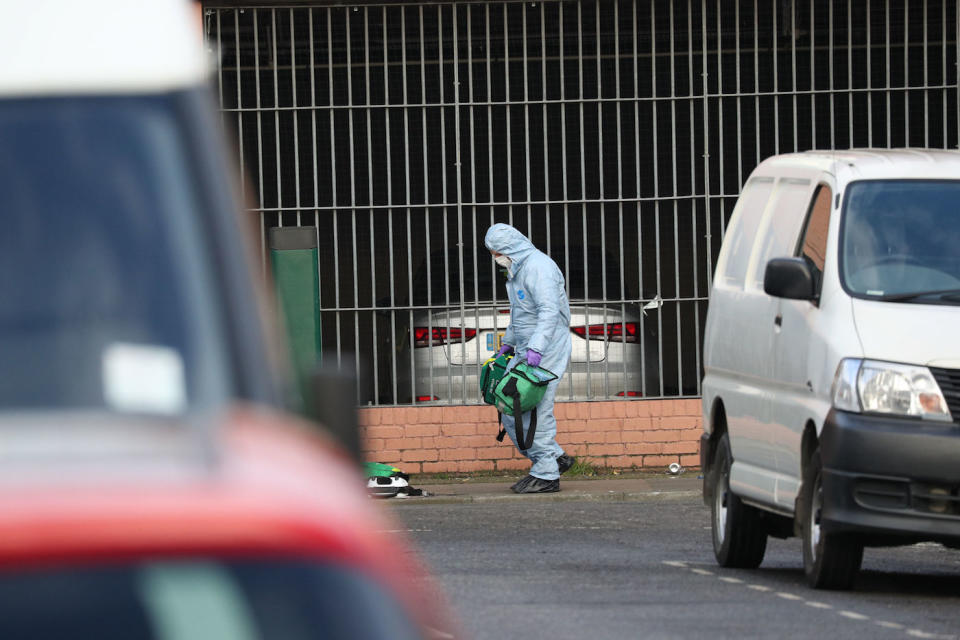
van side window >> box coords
[750,178,812,288]
[797,185,833,285]
[722,177,775,287]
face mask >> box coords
[494,255,512,269]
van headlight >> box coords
[831,358,952,422]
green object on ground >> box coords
[492,362,557,416]
[363,462,403,478]
[268,227,321,391]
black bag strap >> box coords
[494,373,541,449]
[502,377,537,451]
[515,395,538,451]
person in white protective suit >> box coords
[485,223,576,493]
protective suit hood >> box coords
[484,223,537,267]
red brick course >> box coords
[358,399,703,474]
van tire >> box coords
[800,449,863,589]
[709,434,767,568]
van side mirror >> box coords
[763,257,817,301]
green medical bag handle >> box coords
[500,376,538,451]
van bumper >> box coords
[819,409,960,544]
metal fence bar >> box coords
[923,0,928,148]
[810,0,816,149]
[244,193,761,212]
[596,1,610,395]
[382,6,398,405]
[735,0,744,177]
[715,1,726,240]
[468,5,484,399]
[752,0,760,174]
[829,0,835,149]
[288,10,301,226]
[523,2,532,238]
[701,0,711,299]
[651,1,664,398]
[637,1,649,398]
[434,5,453,403]
[363,7,380,401]
[848,0,854,148]
[689,0,702,397]
[560,1,573,400]
[577,1,591,399]
[214,11,223,110]
[349,9,362,391]
[504,3,514,228]
[540,2,550,256]
[253,10,267,276]
[950,0,954,148]
[486,1,501,348]
[867,0,873,146]
[233,11,246,197]
[772,1,780,157]
[670,1,683,397]
[791,0,797,152]
[615,0,627,393]
[401,7,418,400]
[216,84,959,112]
[885,0,891,146]
[271,9,282,223]
[326,8,342,368]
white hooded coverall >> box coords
[484,223,572,480]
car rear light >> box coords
[617,391,644,397]
[415,395,439,402]
[413,327,477,348]
[571,322,638,343]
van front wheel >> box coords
[709,434,767,568]
[801,450,863,589]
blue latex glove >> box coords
[496,344,513,357]
[525,349,542,367]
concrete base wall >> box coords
[358,398,702,474]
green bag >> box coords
[479,354,513,405]
[492,362,557,416]
[491,362,558,451]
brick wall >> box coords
[358,398,702,474]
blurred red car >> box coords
[0,1,456,638]
[0,409,451,639]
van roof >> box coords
[0,0,208,98]
[756,148,960,183]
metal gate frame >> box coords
[203,0,960,405]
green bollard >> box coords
[268,227,321,394]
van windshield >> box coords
[0,96,231,414]
[841,180,960,302]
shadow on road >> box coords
[856,569,960,597]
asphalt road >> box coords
[389,493,960,640]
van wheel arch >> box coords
[794,421,820,536]
[702,399,727,503]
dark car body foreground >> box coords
[0,1,457,636]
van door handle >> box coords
[774,314,782,328]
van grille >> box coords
[929,367,960,423]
